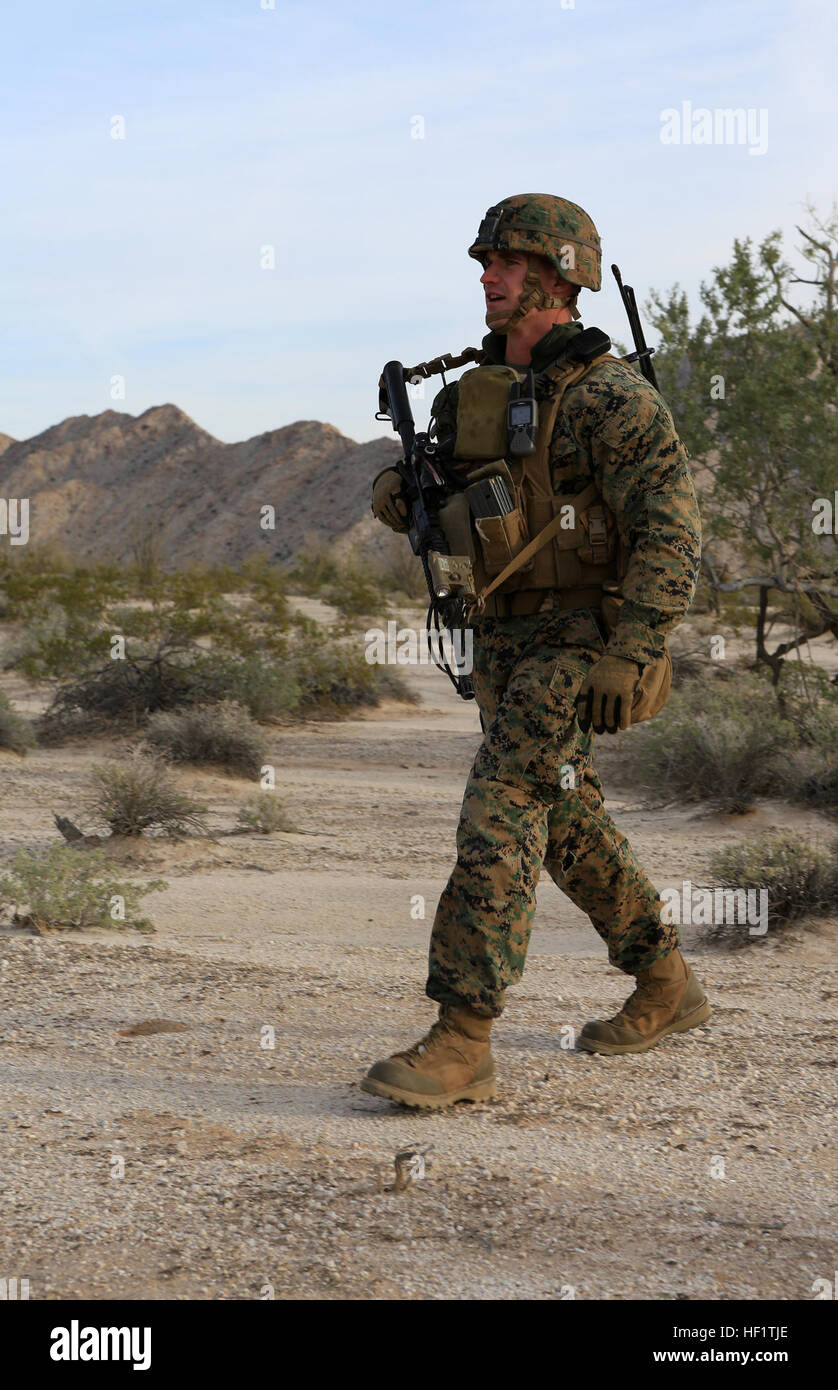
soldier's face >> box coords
[480,249,528,316]
[480,250,571,315]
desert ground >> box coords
[1,602,836,1302]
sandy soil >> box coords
[0,605,836,1301]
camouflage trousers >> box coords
[426,609,679,1019]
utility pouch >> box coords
[461,458,532,581]
[600,590,673,724]
[453,365,523,461]
[473,506,530,579]
[451,365,546,586]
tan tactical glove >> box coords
[576,654,645,735]
[371,468,409,533]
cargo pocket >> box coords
[477,645,592,791]
[548,646,597,707]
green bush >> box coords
[37,633,414,735]
[374,537,428,601]
[89,754,209,837]
[709,832,838,940]
[324,560,383,619]
[196,651,301,721]
[288,540,340,595]
[130,518,167,590]
[0,690,36,755]
[774,661,838,750]
[105,605,165,641]
[289,542,386,618]
[37,645,213,737]
[145,701,267,778]
[369,666,420,704]
[799,761,838,816]
[122,562,247,608]
[625,662,838,817]
[9,603,113,681]
[291,637,380,711]
[624,672,796,812]
[6,568,281,688]
[15,557,417,737]
[781,666,838,816]
[0,844,166,933]
[237,556,290,623]
[235,791,297,833]
[0,561,126,621]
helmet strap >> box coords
[485,256,576,334]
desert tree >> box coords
[647,204,838,688]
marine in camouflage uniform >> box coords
[362,195,710,1110]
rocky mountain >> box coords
[0,405,401,568]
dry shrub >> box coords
[144,701,267,778]
[709,832,838,942]
[89,754,209,837]
[235,792,297,833]
[0,690,36,755]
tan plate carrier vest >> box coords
[441,351,626,620]
[434,349,673,721]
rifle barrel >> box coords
[611,263,659,391]
[382,360,415,456]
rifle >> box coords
[379,361,475,700]
[611,264,659,391]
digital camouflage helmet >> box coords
[468,194,602,332]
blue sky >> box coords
[1,0,835,445]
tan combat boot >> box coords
[578,948,711,1055]
[360,1002,496,1109]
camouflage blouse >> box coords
[429,322,701,666]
